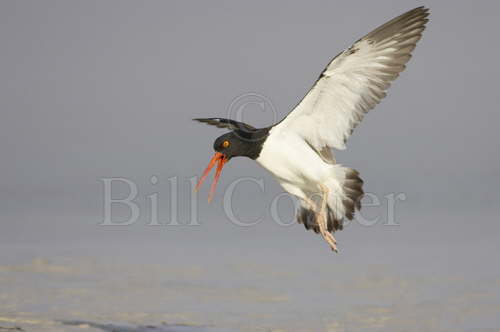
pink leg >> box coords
[303,186,338,253]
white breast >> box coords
[256,128,330,193]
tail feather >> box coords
[296,166,363,234]
[297,205,343,233]
[343,168,364,218]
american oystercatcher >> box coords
[194,7,429,252]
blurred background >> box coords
[0,1,499,331]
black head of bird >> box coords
[194,118,269,202]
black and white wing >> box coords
[193,118,256,132]
[274,7,429,151]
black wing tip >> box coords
[192,117,257,132]
[193,118,222,125]
[408,6,430,19]
[408,6,429,13]
[398,6,430,23]
[389,6,430,25]
[193,117,213,122]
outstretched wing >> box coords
[193,118,256,132]
[274,7,429,151]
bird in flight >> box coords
[194,7,429,252]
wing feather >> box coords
[275,7,429,151]
[193,118,256,131]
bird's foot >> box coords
[321,230,338,252]
[316,211,338,253]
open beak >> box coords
[195,152,229,202]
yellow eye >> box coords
[222,140,230,148]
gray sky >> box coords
[0,0,499,236]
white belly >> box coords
[256,130,330,193]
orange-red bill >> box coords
[195,152,228,202]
